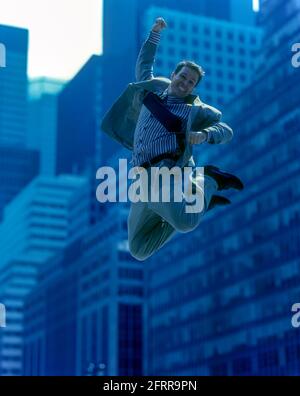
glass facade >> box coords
[28,78,65,176]
[143,7,262,110]
[23,203,144,376]
[145,0,300,376]
[0,25,28,146]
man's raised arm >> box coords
[135,17,167,82]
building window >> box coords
[168,61,175,69]
[204,27,211,35]
[192,25,199,33]
[192,52,199,60]
[217,83,224,92]
[168,47,175,56]
[239,34,245,43]
[229,85,235,94]
[192,38,199,46]
[204,41,211,49]
[216,43,222,51]
[180,22,187,31]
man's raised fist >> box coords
[151,17,167,33]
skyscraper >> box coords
[0,25,40,220]
[101,0,257,135]
[56,55,103,176]
[0,25,28,146]
[103,0,255,59]
[0,146,39,221]
[0,174,89,267]
[23,204,144,376]
[142,6,262,110]
[144,0,300,376]
[0,257,40,376]
[28,78,65,176]
[0,174,90,375]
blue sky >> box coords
[0,0,102,80]
[0,0,258,81]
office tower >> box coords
[28,78,65,176]
[56,54,120,225]
[0,174,89,375]
[0,257,40,376]
[101,0,258,137]
[0,174,89,267]
[144,0,300,375]
[0,25,40,220]
[56,55,104,175]
[0,146,39,221]
[143,7,262,109]
[103,0,255,59]
[23,204,144,375]
[0,25,28,146]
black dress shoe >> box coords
[208,195,231,211]
[204,165,244,191]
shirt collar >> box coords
[159,88,198,104]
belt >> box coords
[139,152,181,169]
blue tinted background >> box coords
[0,0,300,376]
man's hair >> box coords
[174,61,205,85]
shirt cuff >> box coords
[206,131,213,143]
[148,30,161,45]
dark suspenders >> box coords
[142,92,186,153]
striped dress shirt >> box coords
[132,31,192,167]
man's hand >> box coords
[151,17,167,33]
[188,131,208,145]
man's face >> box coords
[168,66,199,98]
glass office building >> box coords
[144,0,300,376]
[23,203,144,376]
[0,25,28,147]
[28,78,65,176]
[143,7,262,109]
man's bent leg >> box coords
[148,164,218,233]
[128,201,176,261]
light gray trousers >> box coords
[128,159,217,261]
